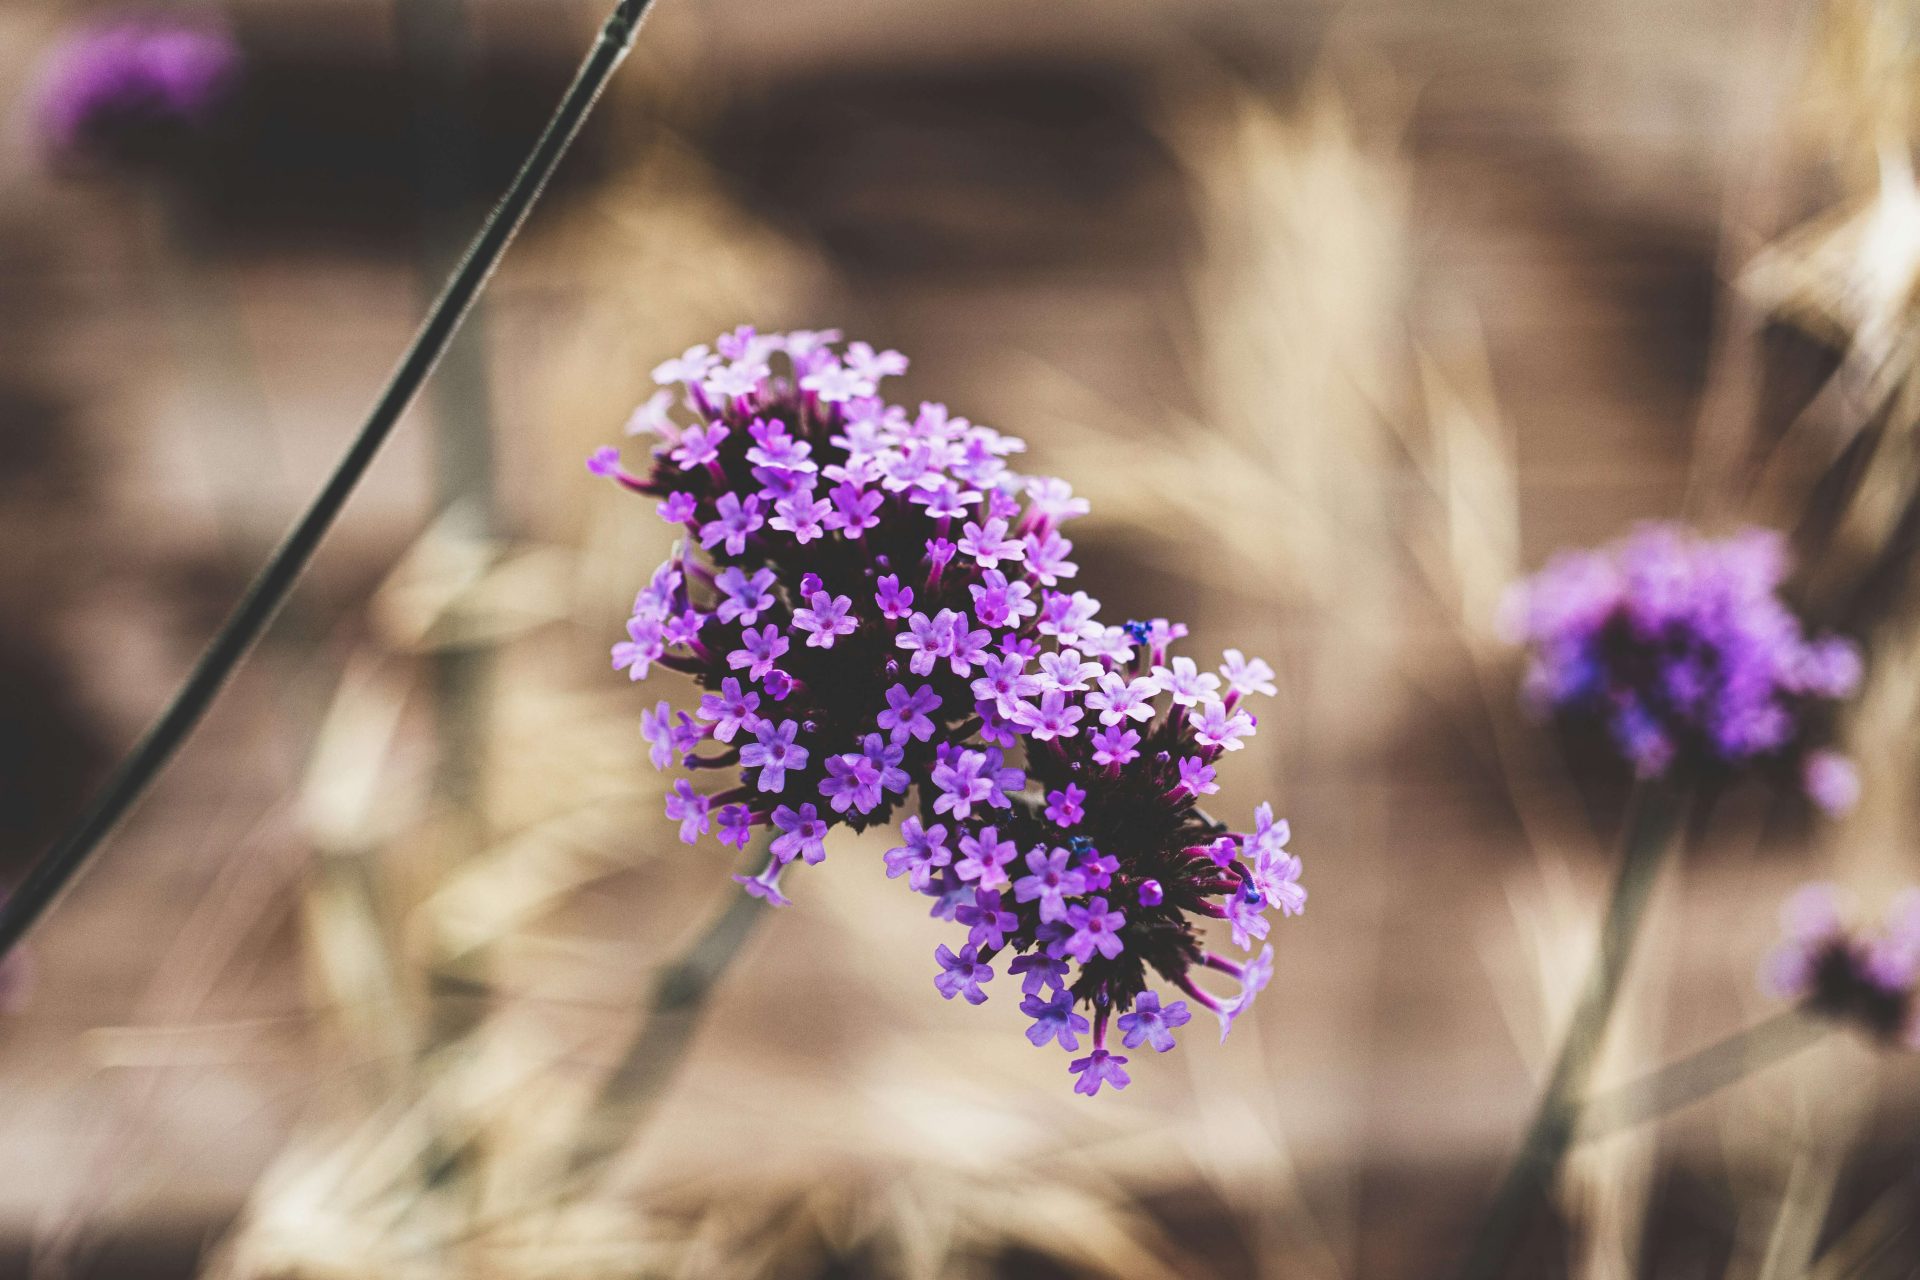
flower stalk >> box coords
[0,0,662,966]
[1576,1006,1828,1142]
[1454,783,1689,1279]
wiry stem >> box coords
[1577,1006,1829,1142]
[0,0,661,965]
[566,888,767,1177]
[1453,784,1689,1279]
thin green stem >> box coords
[567,887,767,1176]
[407,885,767,1253]
[0,0,660,964]
[1576,1006,1829,1142]
[1453,784,1689,1279]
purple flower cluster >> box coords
[1502,523,1860,810]
[595,327,1303,1095]
[32,16,241,170]
[1765,883,1920,1046]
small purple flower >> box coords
[664,780,712,845]
[1227,880,1272,951]
[1117,992,1191,1052]
[1220,649,1277,700]
[1012,690,1084,741]
[612,614,666,681]
[971,652,1041,716]
[1013,846,1087,923]
[672,422,729,470]
[739,718,809,793]
[1191,700,1256,751]
[958,517,1025,569]
[955,825,1019,892]
[930,747,994,819]
[1044,784,1086,827]
[1068,1048,1131,1096]
[1010,951,1069,994]
[1765,882,1920,1045]
[1063,897,1126,963]
[728,625,790,682]
[659,491,699,524]
[699,492,765,556]
[1175,757,1218,798]
[715,804,755,850]
[770,803,829,865]
[1217,945,1275,1041]
[733,858,792,907]
[1089,724,1141,767]
[825,483,884,536]
[883,817,951,890]
[1087,672,1155,726]
[695,677,761,743]
[958,889,1019,949]
[875,574,915,619]
[640,700,693,770]
[878,683,941,745]
[969,569,1036,629]
[1023,989,1091,1049]
[793,590,858,648]
[715,567,778,626]
[934,943,994,1005]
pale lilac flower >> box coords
[1013,845,1086,923]
[1044,784,1086,827]
[1013,690,1084,741]
[1069,1048,1130,1096]
[665,780,712,844]
[958,889,1019,949]
[770,803,829,865]
[1063,897,1126,963]
[695,677,761,743]
[1220,649,1277,700]
[793,591,858,648]
[1086,672,1156,726]
[1117,992,1190,1052]
[728,625,790,682]
[699,492,764,556]
[740,718,809,793]
[878,683,941,744]
[1090,724,1142,767]
[934,943,994,1005]
[955,825,1019,892]
[1023,989,1090,1049]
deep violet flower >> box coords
[33,16,241,171]
[1503,523,1860,810]
[596,327,1302,1093]
[1764,882,1920,1046]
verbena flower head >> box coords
[32,15,241,171]
[1502,523,1860,809]
[595,327,1302,1094]
[1764,882,1920,1046]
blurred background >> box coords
[3,0,1920,1276]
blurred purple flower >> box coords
[1765,882,1920,1046]
[1503,523,1860,809]
[33,15,241,171]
